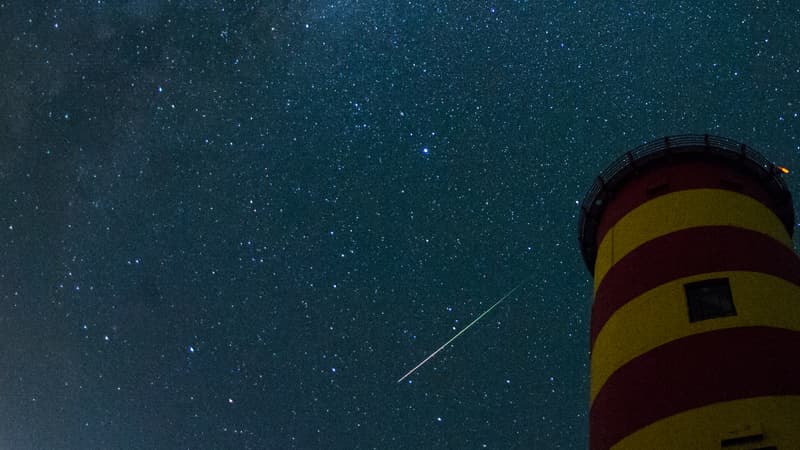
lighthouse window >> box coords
[645,182,670,198]
[719,179,743,191]
[720,433,764,446]
[684,278,736,322]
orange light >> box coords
[777,165,790,174]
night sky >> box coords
[2,1,799,449]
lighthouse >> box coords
[577,135,800,449]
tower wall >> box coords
[578,136,800,449]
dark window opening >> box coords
[685,278,736,322]
[719,179,743,191]
[721,433,763,446]
[646,182,670,198]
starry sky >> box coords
[1,1,799,449]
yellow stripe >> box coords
[590,272,800,403]
[612,395,800,449]
[593,189,793,292]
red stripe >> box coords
[594,159,784,246]
[591,226,800,347]
[590,326,800,450]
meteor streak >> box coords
[396,274,535,383]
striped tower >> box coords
[577,135,800,449]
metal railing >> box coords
[577,134,793,273]
[579,134,787,216]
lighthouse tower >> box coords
[578,135,800,449]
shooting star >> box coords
[397,274,535,383]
